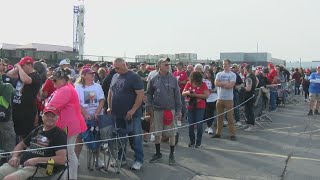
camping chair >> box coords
[82,120,102,171]
[28,127,70,180]
[101,117,128,174]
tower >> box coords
[73,0,85,59]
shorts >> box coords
[153,110,177,137]
[309,93,320,101]
[0,163,47,180]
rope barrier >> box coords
[0,95,255,156]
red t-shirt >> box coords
[267,69,277,84]
[42,79,56,97]
[173,70,189,93]
[184,81,208,109]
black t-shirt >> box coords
[233,72,243,93]
[256,73,269,88]
[110,71,143,118]
[102,69,116,109]
[12,72,41,107]
[20,126,67,165]
[245,73,257,98]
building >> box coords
[135,53,197,64]
[0,43,77,64]
[220,52,285,66]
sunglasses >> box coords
[163,64,169,66]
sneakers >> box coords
[235,121,242,127]
[204,127,210,133]
[243,125,255,132]
[308,110,313,116]
[315,110,320,115]
[149,153,162,163]
[130,161,142,170]
[211,134,221,138]
[188,143,195,147]
[207,127,214,135]
[168,155,175,165]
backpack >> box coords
[0,85,11,122]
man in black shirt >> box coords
[0,106,67,180]
[242,65,257,132]
[231,64,243,126]
[7,56,41,141]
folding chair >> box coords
[28,127,70,180]
[101,117,128,174]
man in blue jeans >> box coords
[108,58,144,170]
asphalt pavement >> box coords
[78,95,320,180]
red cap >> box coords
[241,63,247,68]
[43,105,59,115]
[268,63,274,69]
[19,56,35,66]
[81,68,94,75]
[7,65,13,71]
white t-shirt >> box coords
[75,83,105,115]
[203,79,218,103]
[147,70,158,82]
[216,71,236,100]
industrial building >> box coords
[0,43,77,63]
[220,52,285,66]
[135,53,197,64]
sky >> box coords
[0,0,319,61]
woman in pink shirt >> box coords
[45,67,86,180]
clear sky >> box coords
[0,0,319,61]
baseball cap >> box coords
[43,105,59,116]
[157,58,170,65]
[231,64,238,69]
[18,56,35,66]
[81,68,94,75]
[268,63,274,69]
[59,59,71,66]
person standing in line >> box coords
[302,69,311,102]
[146,58,182,165]
[7,56,41,142]
[107,58,144,170]
[203,69,217,135]
[231,64,244,127]
[137,62,150,92]
[212,59,237,141]
[308,66,320,115]
[45,67,87,180]
[173,62,188,123]
[182,71,209,147]
[241,65,257,131]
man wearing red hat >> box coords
[267,63,278,112]
[0,106,67,180]
[7,56,41,141]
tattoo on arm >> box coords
[246,78,252,86]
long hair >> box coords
[189,71,203,86]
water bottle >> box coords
[46,158,54,175]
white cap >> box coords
[59,59,70,65]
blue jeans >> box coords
[269,90,278,110]
[188,108,205,146]
[233,91,241,122]
[116,116,144,163]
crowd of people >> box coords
[0,56,319,179]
